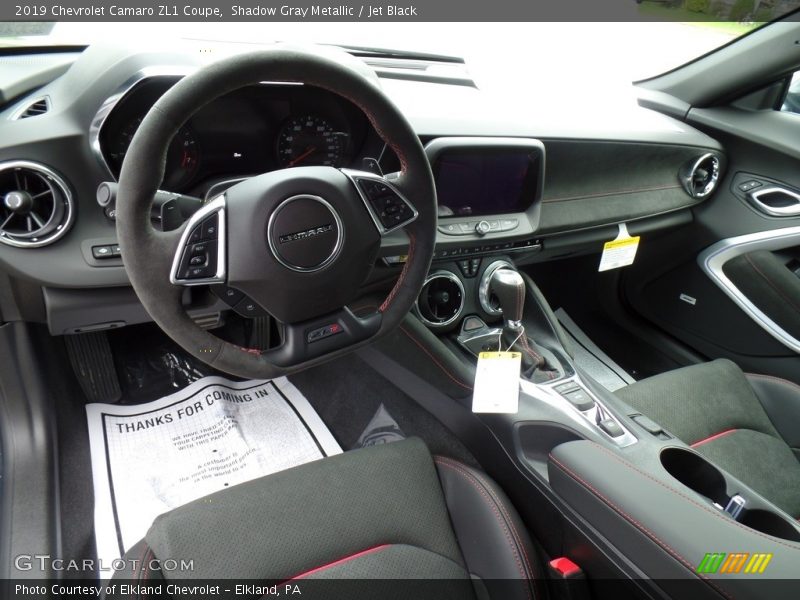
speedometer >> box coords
[276,115,345,168]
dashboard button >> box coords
[92,245,114,259]
[500,218,519,231]
[488,220,500,231]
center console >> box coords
[367,136,800,598]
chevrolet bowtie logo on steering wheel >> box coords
[278,224,333,244]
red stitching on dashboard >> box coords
[543,183,681,203]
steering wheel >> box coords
[115,47,436,379]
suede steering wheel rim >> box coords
[116,47,436,379]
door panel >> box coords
[622,105,800,382]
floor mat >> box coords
[556,308,636,391]
[86,375,340,576]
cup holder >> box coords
[661,447,800,542]
[740,509,800,542]
[660,447,728,506]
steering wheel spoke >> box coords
[262,307,382,367]
[170,194,227,286]
[341,169,418,235]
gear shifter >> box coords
[491,269,526,330]
[490,269,558,380]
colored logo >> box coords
[697,552,773,574]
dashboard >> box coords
[0,42,725,335]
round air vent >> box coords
[415,271,465,328]
[680,153,720,199]
[0,161,74,248]
[478,259,515,317]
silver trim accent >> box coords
[698,226,800,354]
[748,186,800,217]
[89,66,195,178]
[521,375,638,448]
[340,168,418,235]
[415,270,465,328]
[679,152,720,199]
[8,95,50,120]
[204,177,249,202]
[266,194,344,273]
[0,160,75,248]
[478,259,515,316]
[170,194,226,286]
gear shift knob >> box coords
[490,269,525,327]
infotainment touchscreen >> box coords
[433,148,541,217]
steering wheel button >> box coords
[232,297,268,317]
[211,284,244,307]
[188,225,203,244]
[189,254,206,267]
[201,214,218,240]
[190,242,209,256]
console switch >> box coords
[562,388,595,412]
[598,418,625,438]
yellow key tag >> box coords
[599,223,640,272]
[472,351,521,414]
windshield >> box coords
[0,18,781,94]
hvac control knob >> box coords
[475,220,491,236]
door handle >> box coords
[748,186,800,217]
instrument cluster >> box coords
[97,77,382,196]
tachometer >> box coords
[110,115,200,190]
[276,115,345,168]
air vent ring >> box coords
[0,161,74,248]
[415,270,465,328]
[680,153,720,199]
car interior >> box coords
[2,14,800,600]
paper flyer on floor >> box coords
[86,376,341,576]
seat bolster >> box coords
[102,539,164,599]
[434,456,542,600]
[746,373,800,453]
